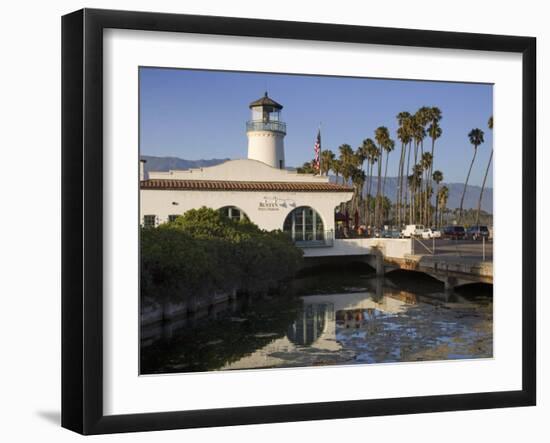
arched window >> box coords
[287,304,329,346]
[283,206,324,243]
[218,206,249,222]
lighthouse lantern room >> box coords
[246,92,286,169]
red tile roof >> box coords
[140,179,353,193]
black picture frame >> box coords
[62,8,536,435]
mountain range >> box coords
[141,155,493,212]
[141,156,231,172]
[345,176,493,213]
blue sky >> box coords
[140,68,493,187]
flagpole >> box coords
[318,122,322,176]
[319,122,323,175]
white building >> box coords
[140,93,354,245]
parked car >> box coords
[466,225,490,240]
[421,228,441,239]
[401,224,425,238]
[443,225,466,239]
[381,229,402,239]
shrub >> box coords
[141,207,303,306]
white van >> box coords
[401,224,425,238]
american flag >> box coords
[313,129,321,173]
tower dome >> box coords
[246,92,286,169]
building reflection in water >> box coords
[287,303,332,346]
[221,288,420,370]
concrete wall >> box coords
[303,238,413,259]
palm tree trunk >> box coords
[399,143,407,227]
[434,183,439,228]
[412,141,419,224]
[429,137,436,224]
[459,147,478,222]
[383,150,390,197]
[403,142,411,224]
[425,169,430,226]
[476,149,493,226]
[366,162,372,226]
[395,143,403,226]
[397,142,405,227]
[383,150,391,226]
[418,141,426,224]
[351,183,359,219]
[375,153,383,228]
[367,162,373,197]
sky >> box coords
[140,67,493,187]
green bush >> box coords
[141,207,303,305]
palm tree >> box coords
[381,138,395,224]
[350,166,366,218]
[412,163,424,222]
[396,112,412,227]
[320,149,335,176]
[380,196,392,225]
[415,106,431,157]
[459,128,485,222]
[364,140,377,196]
[421,152,433,225]
[426,115,442,221]
[410,116,426,223]
[364,139,378,226]
[338,144,355,185]
[356,141,368,171]
[438,185,449,227]
[355,142,368,201]
[427,107,442,176]
[476,116,493,226]
[332,159,343,184]
[374,126,390,228]
[403,119,414,224]
[407,166,422,224]
[432,170,443,227]
[417,110,429,221]
[297,161,316,174]
[382,138,395,198]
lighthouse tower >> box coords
[246,92,286,169]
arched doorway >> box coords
[283,206,325,243]
[218,206,249,222]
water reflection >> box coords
[140,275,492,374]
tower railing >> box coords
[246,120,287,134]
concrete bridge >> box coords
[302,238,493,291]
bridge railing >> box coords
[411,236,491,262]
[412,237,435,255]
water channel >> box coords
[140,267,493,374]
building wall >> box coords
[140,188,353,232]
